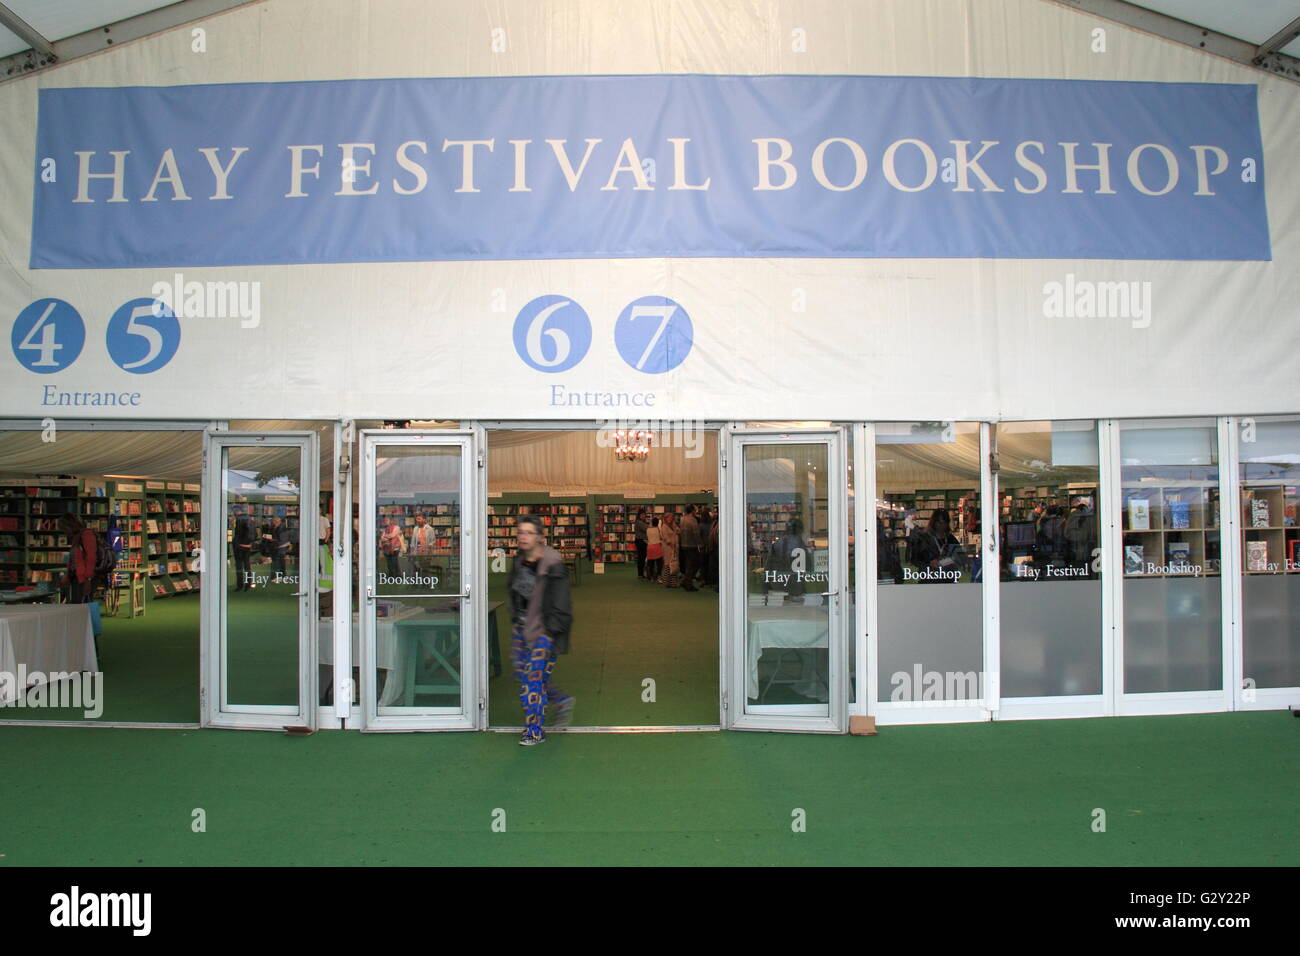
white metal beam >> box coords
[1255,14,1300,61]
[1,0,265,83]
[0,2,54,57]
[1054,0,1300,82]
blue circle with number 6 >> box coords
[12,298,85,374]
[512,295,591,373]
[106,297,181,374]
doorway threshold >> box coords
[491,725,721,733]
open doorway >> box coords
[485,426,720,728]
[0,424,204,724]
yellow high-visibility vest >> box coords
[318,543,333,592]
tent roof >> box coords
[3,0,1298,83]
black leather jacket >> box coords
[508,548,573,653]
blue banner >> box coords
[30,75,1269,267]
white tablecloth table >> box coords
[318,605,429,706]
[746,605,830,701]
[0,604,97,704]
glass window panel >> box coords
[744,443,831,715]
[373,444,463,712]
[997,421,1102,698]
[1119,422,1222,693]
[876,422,983,703]
[1240,416,1300,689]
[223,445,302,707]
[374,446,461,597]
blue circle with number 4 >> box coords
[512,295,591,373]
[614,296,693,374]
[106,298,181,374]
[12,298,85,374]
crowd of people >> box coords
[632,505,718,591]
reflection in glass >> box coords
[875,422,982,703]
[223,445,301,707]
[373,445,462,711]
[745,444,830,714]
[1120,423,1222,693]
[374,446,461,597]
[998,421,1102,697]
[1239,416,1300,689]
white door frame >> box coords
[722,424,849,733]
[1226,414,1300,712]
[1109,417,1231,717]
[872,421,990,726]
[357,428,484,731]
[201,429,318,731]
[994,421,1107,722]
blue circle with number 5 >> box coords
[512,295,591,373]
[11,298,85,374]
[614,296,693,374]
[106,298,181,374]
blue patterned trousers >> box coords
[512,627,569,740]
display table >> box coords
[318,605,426,706]
[746,605,830,701]
[318,601,503,706]
[0,604,97,704]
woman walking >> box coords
[508,515,574,745]
[659,512,680,587]
[644,517,663,583]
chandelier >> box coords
[614,429,654,462]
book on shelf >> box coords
[1246,541,1269,572]
[1289,539,1300,571]
[1168,501,1191,530]
[1124,545,1144,575]
[1127,499,1150,531]
[1250,498,1270,528]
[1166,541,1192,571]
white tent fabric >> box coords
[485,430,716,495]
[0,420,1098,491]
[0,0,1297,423]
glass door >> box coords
[995,421,1107,719]
[359,430,482,730]
[1114,419,1228,715]
[202,431,318,730]
[724,427,847,732]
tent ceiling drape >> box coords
[0,422,1094,494]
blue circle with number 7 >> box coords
[106,298,181,374]
[12,298,85,374]
[614,296,693,374]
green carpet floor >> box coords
[0,712,1295,865]
[487,564,719,726]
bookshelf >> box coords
[376,502,460,558]
[0,479,79,586]
[488,503,587,560]
[1240,482,1299,574]
[594,504,631,563]
[880,488,981,552]
[1121,481,1221,577]
[1000,483,1096,522]
[0,477,199,597]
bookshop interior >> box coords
[1,416,1297,728]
